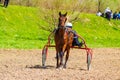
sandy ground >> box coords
[0,48,120,80]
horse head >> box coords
[58,12,67,27]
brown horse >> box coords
[54,12,74,68]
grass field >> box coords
[0,5,49,49]
[0,5,120,49]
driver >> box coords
[65,22,83,47]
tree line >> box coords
[9,0,120,13]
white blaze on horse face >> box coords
[59,16,67,27]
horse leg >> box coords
[56,52,60,68]
[59,51,64,67]
[59,44,67,68]
[63,48,70,68]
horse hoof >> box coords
[63,66,66,69]
[59,67,63,70]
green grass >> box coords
[0,5,120,49]
[0,5,49,49]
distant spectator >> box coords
[113,11,118,19]
[3,0,9,8]
[117,12,120,19]
[104,7,111,21]
[0,0,2,3]
[96,10,102,16]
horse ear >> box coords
[59,12,61,16]
[64,12,67,16]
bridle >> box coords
[58,19,67,29]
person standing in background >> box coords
[3,0,9,8]
[117,12,120,19]
[113,11,118,19]
[104,7,111,21]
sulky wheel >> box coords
[86,49,92,70]
[42,46,48,67]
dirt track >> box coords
[0,48,120,80]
